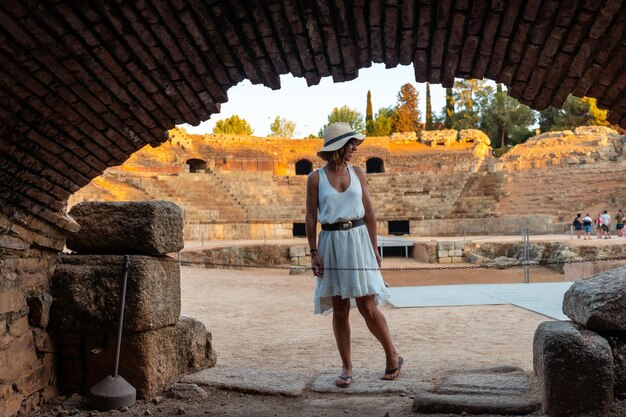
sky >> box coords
[180,63,447,138]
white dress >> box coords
[313,165,390,315]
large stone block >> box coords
[66,201,183,255]
[533,321,613,416]
[563,267,626,332]
[51,255,180,333]
[83,317,216,398]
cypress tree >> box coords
[366,90,374,135]
[445,87,454,128]
[425,82,433,130]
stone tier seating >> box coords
[497,161,626,219]
[137,174,248,223]
[533,267,626,416]
[217,171,307,221]
[367,172,502,220]
[53,201,216,398]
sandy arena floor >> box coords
[180,262,552,381]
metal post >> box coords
[113,255,129,377]
[522,228,530,284]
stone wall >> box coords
[0,216,63,415]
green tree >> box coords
[318,105,365,136]
[425,82,433,130]
[213,115,254,135]
[269,116,296,138]
[445,87,454,128]
[365,90,374,135]
[369,106,397,136]
[541,95,610,132]
[479,84,536,147]
[394,83,420,132]
[451,79,485,129]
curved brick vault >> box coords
[1,1,626,412]
[1,0,626,247]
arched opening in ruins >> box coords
[366,157,385,174]
[2,1,626,415]
[295,159,313,176]
[187,158,209,173]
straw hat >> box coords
[317,123,365,155]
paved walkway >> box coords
[387,282,572,320]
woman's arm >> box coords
[354,165,381,267]
[305,170,323,276]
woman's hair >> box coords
[318,139,355,167]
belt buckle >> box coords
[339,220,352,230]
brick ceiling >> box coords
[1,0,625,245]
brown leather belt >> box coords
[321,218,365,231]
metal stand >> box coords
[89,255,136,411]
[522,228,530,283]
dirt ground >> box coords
[30,252,626,417]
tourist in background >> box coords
[596,213,604,239]
[601,210,612,239]
[306,123,402,388]
[572,213,583,239]
[616,210,624,238]
[582,213,593,240]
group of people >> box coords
[572,210,625,240]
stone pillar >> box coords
[51,201,216,399]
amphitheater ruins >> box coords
[3,1,626,416]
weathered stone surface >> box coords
[0,332,38,383]
[0,289,26,315]
[66,201,183,256]
[83,317,216,399]
[563,267,626,332]
[51,255,180,333]
[27,293,53,328]
[459,129,491,145]
[169,383,208,400]
[183,365,307,397]
[603,334,626,400]
[533,321,613,416]
[412,366,539,415]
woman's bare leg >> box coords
[355,295,401,379]
[332,296,352,380]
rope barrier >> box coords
[56,254,626,272]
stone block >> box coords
[563,267,626,332]
[603,334,626,400]
[84,317,216,398]
[439,257,452,264]
[0,389,22,417]
[0,289,26,315]
[289,266,307,275]
[451,257,463,263]
[533,321,613,416]
[289,246,306,257]
[14,363,47,396]
[454,241,465,249]
[66,200,184,255]
[51,255,180,333]
[438,241,454,251]
[0,332,38,383]
[449,249,463,257]
[437,250,449,258]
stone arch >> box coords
[2,1,626,414]
[366,157,385,174]
[295,159,313,175]
[187,158,208,173]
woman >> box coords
[596,213,603,239]
[305,122,402,388]
[572,213,583,239]
[582,213,593,240]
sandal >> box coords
[335,375,353,388]
[381,356,404,381]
